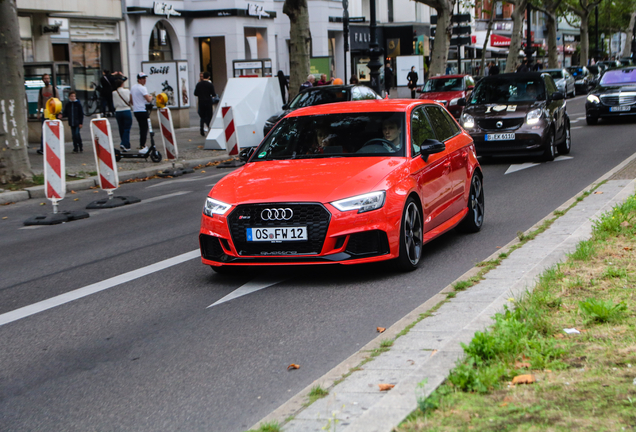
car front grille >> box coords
[228,203,331,256]
[600,93,636,106]
[477,118,525,131]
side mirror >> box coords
[550,92,565,101]
[239,147,255,163]
[457,98,467,106]
[282,104,289,110]
[420,139,445,162]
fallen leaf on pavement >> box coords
[74,198,79,201]
[201,170,206,173]
[512,374,536,385]
[287,364,300,371]
[407,359,415,365]
[625,247,632,251]
[515,361,531,369]
[594,191,603,194]
[94,191,99,193]
[377,327,386,333]
[378,384,395,391]
[39,202,45,206]
[70,190,76,194]
[430,349,438,357]
[2,217,7,220]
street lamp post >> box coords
[367,0,383,94]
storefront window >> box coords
[149,22,173,61]
[72,42,102,106]
[22,40,34,63]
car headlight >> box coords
[461,113,475,128]
[587,94,600,104]
[449,97,460,106]
[203,197,231,216]
[331,191,386,213]
[526,108,543,125]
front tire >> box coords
[394,198,423,271]
[557,120,571,155]
[542,129,556,162]
[457,174,485,233]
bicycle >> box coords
[83,82,101,116]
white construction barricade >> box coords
[158,107,178,160]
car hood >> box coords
[592,84,636,94]
[210,158,406,204]
[464,101,541,118]
[419,90,465,101]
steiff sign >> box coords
[153,2,181,18]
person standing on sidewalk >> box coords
[194,72,217,137]
[112,79,133,152]
[407,66,419,99]
[131,73,153,151]
[36,73,59,155]
[100,70,114,117]
[58,90,84,153]
[384,62,394,97]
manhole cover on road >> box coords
[610,158,636,180]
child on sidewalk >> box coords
[59,91,84,153]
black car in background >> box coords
[263,85,381,135]
[586,67,636,125]
[460,72,571,161]
[567,66,594,94]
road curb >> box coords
[0,154,230,205]
[249,150,636,431]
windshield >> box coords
[253,112,406,161]
[288,88,350,109]
[422,77,464,92]
[567,67,585,77]
[469,78,546,104]
[600,68,636,85]
[547,71,563,79]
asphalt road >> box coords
[1,96,635,431]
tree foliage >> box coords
[414,0,457,77]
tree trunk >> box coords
[545,12,559,68]
[480,2,497,77]
[284,0,311,101]
[505,0,528,73]
[0,0,32,183]
[580,15,590,65]
[623,11,636,58]
[429,5,453,77]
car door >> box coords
[425,105,469,215]
[544,76,565,141]
[409,106,453,233]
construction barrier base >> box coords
[157,167,195,178]
[23,210,90,226]
[85,196,141,209]
[216,159,245,169]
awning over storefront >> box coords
[491,34,511,47]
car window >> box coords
[289,88,351,109]
[544,75,558,95]
[410,107,436,157]
[470,78,545,103]
[547,70,563,79]
[359,86,379,100]
[422,78,464,92]
[424,106,456,142]
[351,87,363,100]
[466,76,475,87]
[600,68,636,85]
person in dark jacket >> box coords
[59,90,84,153]
[488,62,500,75]
[299,75,316,92]
[384,62,394,96]
[194,71,218,136]
[100,70,114,117]
[407,66,419,99]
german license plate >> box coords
[485,133,515,141]
[610,106,631,112]
[247,227,308,242]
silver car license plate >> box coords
[485,133,515,141]
[610,106,631,112]
[247,227,308,242]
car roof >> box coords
[481,72,546,81]
[429,74,469,80]
[288,99,430,117]
[542,68,564,72]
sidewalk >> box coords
[1,107,228,204]
[249,154,636,432]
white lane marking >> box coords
[505,163,538,174]
[0,249,200,327]
[576,117,586,121]
[571,126,583,130]
[505,156,573,174]
[19,226,45,230]
[570,119,580,123]
[207,276,287,308]
[146,173,228,189]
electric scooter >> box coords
[114,103,162,163]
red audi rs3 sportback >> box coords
[200,100,484,272]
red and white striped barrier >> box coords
[43,120,65,203]
[158,107,178,160]
[222,106,240,156]
[90,118,119,191]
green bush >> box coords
[579,298,627,323]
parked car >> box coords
[262,85,381,135]
[200,100,484,272]
[460,72,571,161]
[566,66,594,94]
[585,66,636,125]
[417,74,475,118]
[543,68,576,98]
[597,60,622,70]
[587,65,603,87]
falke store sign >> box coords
[490,34,511,47]
[350,26,384,51]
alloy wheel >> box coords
[470,175,484,228]
[403,202,423,265]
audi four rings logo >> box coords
[261,208,294,220]
[496,121,503,128]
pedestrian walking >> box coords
[489,62,500,75]
[349,76,359,84]
[516,58,530,73]
[112,79,133,152]
[131,72,153,152]
[100,70,115,117]
[58,90,84,153]
[36,73,60,155]
[407,66,419,99]
[299,75,315,93]
[384,61,394,97]
[194,71,218,137]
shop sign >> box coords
[490,34,511,47]
[142,61,180,108]
[247,4,270,19]
[177,61,189,108]
[351,27,371,50]
[563,34,577,43]
[153,2,181,18]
